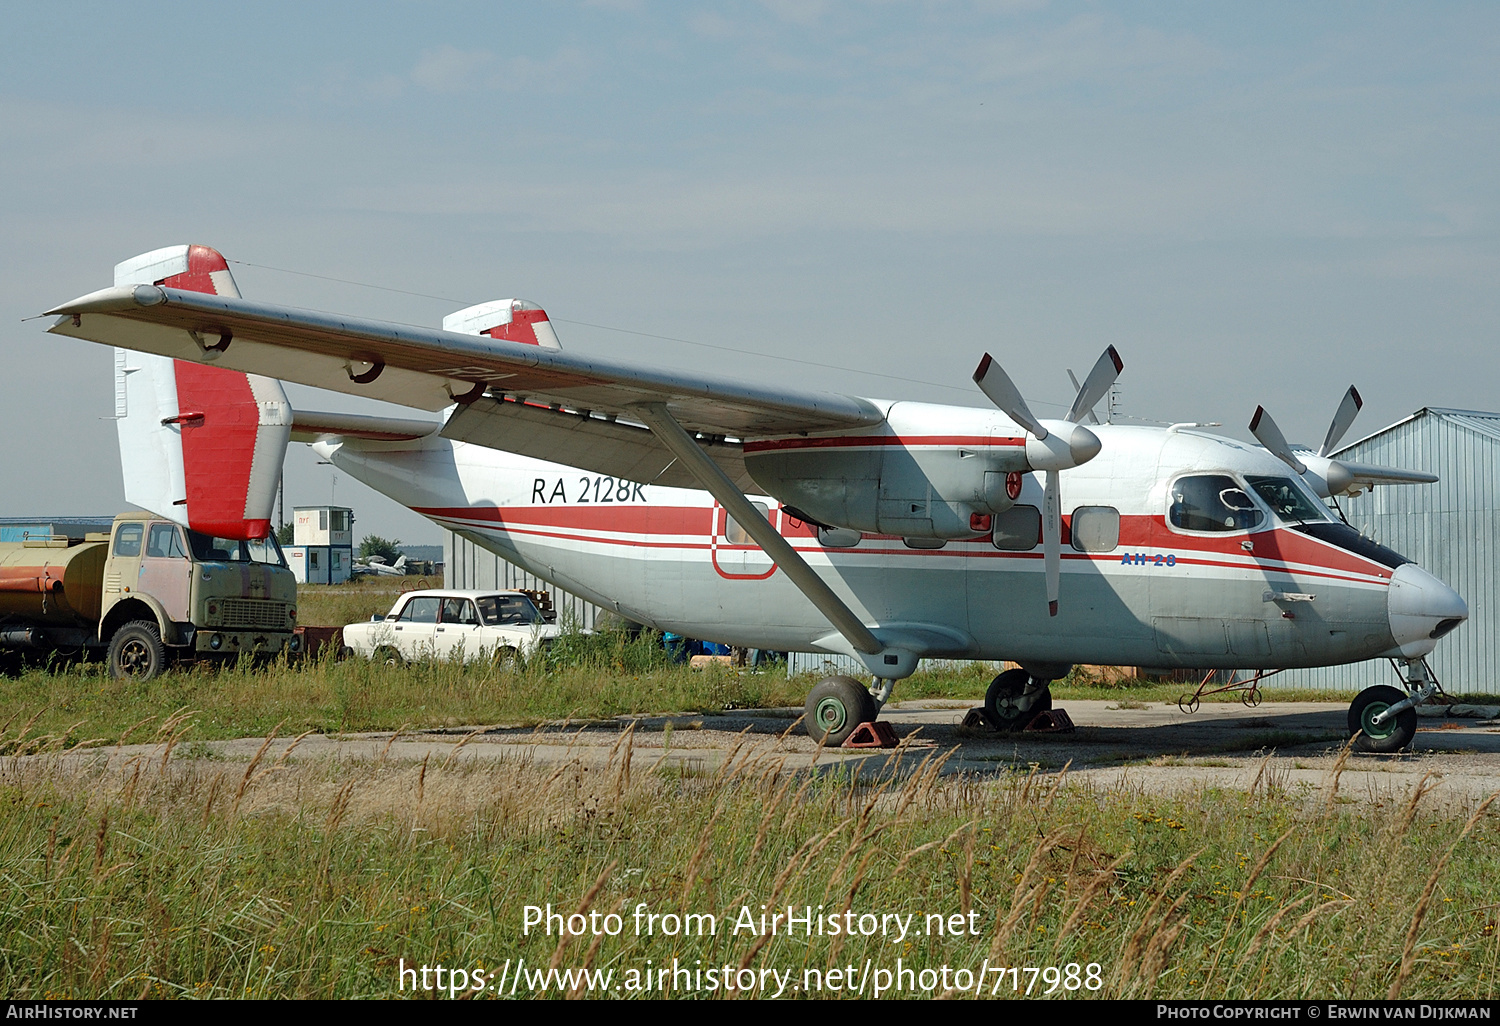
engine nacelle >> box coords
[743,402,1033,539]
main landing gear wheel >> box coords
[805,675,877,747]
[985,669,1052,732]
[1349,685,1417,754]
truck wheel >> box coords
[108,621,166,680]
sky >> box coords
[3,2,1497,545]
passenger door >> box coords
[389,596,439,659]
[434,597,482,661]
[137,523,192,623]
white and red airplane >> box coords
[45,245,1468,751]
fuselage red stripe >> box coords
[413,502,1392,580]
[743,434,1026,453]
[426,512,1390,587]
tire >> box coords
[492,646,521,671]
[108,620,167,681]
[804,675,876,747]
[1349,685,1417,753]
[984,669,1052,732]
[372,646,404,667]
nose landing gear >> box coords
[1348,658,1438,753]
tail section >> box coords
[443,299,562,350]
[113,245,292,539]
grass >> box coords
[1,631,1482,753]
[0,641,811,749]
[4,614,1498,1000]
[296,579,411,629]
[1,727,1496,999]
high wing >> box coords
[47,283,884,491]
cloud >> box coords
[411,45,498,93]
[409,44,588,94]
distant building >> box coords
[0,517,115,542]
[285,505,354,585]
[1279,408,1500,695]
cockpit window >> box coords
[1168,475,1265,533]
[1245,476,1333,524]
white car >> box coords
[342,589,562,666]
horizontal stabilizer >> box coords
[290,410,439,443]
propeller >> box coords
[1065,369,1101,424]
[1248,406,1307,475]
[1250,386,1438,497]
[973,347,1121,616]
[1318,385,1362,458]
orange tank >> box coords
[0,539,107,626]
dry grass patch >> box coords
[2,721,1498,1000]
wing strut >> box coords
[632,403,897,668]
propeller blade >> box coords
[1066,345,1123,425]
[1043,469,1061,617]
[1318,385,1363,457]
[974,353,1047,440]
[1066,370,1101,424]
[1249,406,1308,475]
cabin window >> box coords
[991,505,1041,551]
[441,598,479,625]
[113,523,143,558]
[309,550,320,569]
[1168,475,1265,533]
[817,526,861,548]
[1070,506,1120,552]
[146,523,188,559]
[396,597,440,623]
[724,502,770,545]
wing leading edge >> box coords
[47,283,885,442]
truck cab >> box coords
[100,511,299,675]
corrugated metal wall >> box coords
[443,532,601,631]
[1277,409,1499,694]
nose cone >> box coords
[1026,421,1102,472]
[1385,563,1468,658]
[1068,423,1102,466]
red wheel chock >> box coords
[842,721,900,748]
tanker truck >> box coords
[0,511,299,678]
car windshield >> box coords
[1245,476,1334,524]
[187,530,287,566]
[477,594,542,626]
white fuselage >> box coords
[314,412,1465,672]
